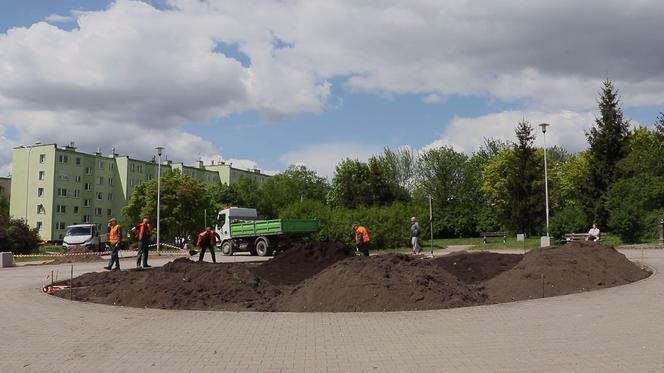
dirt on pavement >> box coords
[52,241,650,312]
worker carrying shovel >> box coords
[196,226,220,263]
[352,224,371,257]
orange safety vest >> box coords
[137,223,151,241]
[196,230,216,247]
[109,225,121,244]
[354,226,370,244]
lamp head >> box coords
[538,123,550,134]
[155,146,164,156]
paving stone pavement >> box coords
[1,250,664,372]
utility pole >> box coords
[429,195,434,256]
[155,146,164,256]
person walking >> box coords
[410,217,421,254]
[196,226,220,263]
[104,218,123,271]
[132,218,152,269]
[352,224,371,257]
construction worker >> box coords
[196,225,220,263]
[131,218,152,269]
[352,224,371,257]
[104,218,123,271]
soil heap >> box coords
[485,241,650,302]
[253,242,352,285]
[56,258,279,310]
[432,251,523,284]
[265,254,486,312]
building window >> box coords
[36,221,43,231]
[107,208,112,216]
[38,171,45,180]
[37,205,45,214]
[76,157,81,166]
[84,183,91,191]
[108,177,113,186]
[57,173,69,181]
[56,205,66,213]
[75,175,81,182]
[85,167,92,175]
[57,188,68,197]
[130,164,135,172]
[74,206,79,214]
[39,154,46,163]
[58,155,69,163]
[97,160,104,170]
[129,179,134,187]
[94,207,102,216]
[55,222,66,230]
[107,193,113,201]
[83,215,91,223]
[74,190,81,198]
[37,188,44,197]
[96,176,103,185]
[110,164,114,171]
[84,199,91,207]
[96,192,103,200]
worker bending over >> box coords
[353,224,371,257]
[197,226,220,263]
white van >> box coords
[62,224,106,252]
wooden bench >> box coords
[564,233,605,242]
[480,231,507,244]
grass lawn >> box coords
[37,245,65,254]
[14,256,55,263]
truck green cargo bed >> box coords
[230,219,317,237]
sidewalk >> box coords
[0,250,663,372]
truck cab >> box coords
[62,224,106,252]
[216,207,259,241]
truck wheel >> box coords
[221,241,234,256]
[249,246,258,256]
[255,239,272,257]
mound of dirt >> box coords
[253,242,352,285]
[264,254,487,312]
[50,254,105,264]
[55,258,280,310]
[433,251,523,284]
[485,241,650,302]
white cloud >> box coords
[426,110,599,154]
[45,14,76,23]
[0,126,16,176]
[280,141,382,179]
[423,94,444,104]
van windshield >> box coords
[65,226,92,236]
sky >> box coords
[1,0,663,178]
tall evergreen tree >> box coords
[584,80,631,226]
[503,121,544,235]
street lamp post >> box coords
[155,146,164,256]
[538,123,551,241]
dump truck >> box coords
[216,207,317,256]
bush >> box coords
[549,205,588,239]
[606,176,664,243]
[0,215,41,254]
[280,200,428,249]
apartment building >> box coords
[0,176,10,200]
[10,143,269,241]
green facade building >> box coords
[10,144,269,241]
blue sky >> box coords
[1,0,663,177]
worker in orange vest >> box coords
[352,224,371,257]
[104,218,123,271]
[131,218,152,269]
[196,226,220,263]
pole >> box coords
[539,123,551,238]
[156,146,164,256]
[429,195,433,256]
[204,209,207,228]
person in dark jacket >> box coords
[410,217,421,254]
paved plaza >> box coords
[1,249,664,372]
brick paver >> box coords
[1,250,663,372]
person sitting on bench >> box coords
[586,223,600,242]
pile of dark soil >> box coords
[485,241,650,302]
[51,241,650,312]
[264,254,486,312]
[55,258,279,310]
[432,251,523,284]
[253,242,352,285]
